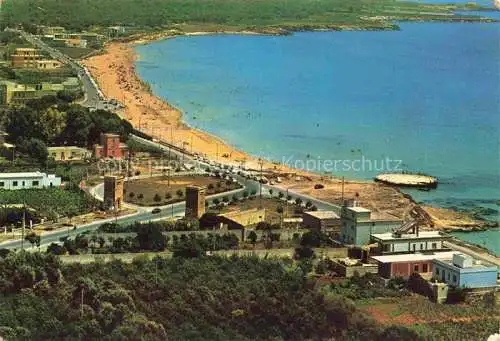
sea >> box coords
[135,5,500,254]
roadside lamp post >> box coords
[258,158,264,209]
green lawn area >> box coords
[55,47,96,59]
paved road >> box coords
[129,136,340,211]
[444,241,500,267]
[7,28,117,110]
[0,136,340,251]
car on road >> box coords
[152,208,162,214]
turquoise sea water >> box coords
[135,14,500,253]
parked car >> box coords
[314,184,325,189]
[152,208,162,214]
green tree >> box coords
[135,224,166,251]
[18,138,48,164]
[247,230,258,246]
[176,189,184,198]
[153,193,162,203]
[25,232,40,248]
[39,107,67,142]
[46,242,66,255]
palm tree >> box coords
[176,189,184,198]
[269,189,274,196]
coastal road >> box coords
[444,241,500,267]
[129,136,341,211]
[1,181,248,250]
[0,207,184,251]
[7,28,110,109]
[0,135,340,250]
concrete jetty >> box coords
[374,173,438,188]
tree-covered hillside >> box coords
[0,252,421,341]
[0,0,468,32]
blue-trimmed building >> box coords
[432,253,498,289]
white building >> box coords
[0,172,62,190]
[371,230,450,254]
[340,206,402,246]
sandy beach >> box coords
[83,42,269,170]
[82,36,493,230]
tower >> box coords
[103,176,124,210]
[185,185,206,219]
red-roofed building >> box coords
[93,133,128,159]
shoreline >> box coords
[81,29,496,233]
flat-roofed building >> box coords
[340,206,402,246]
[216,208,266,230]
[371,230,450,255]
[48,146,91,162]
[36,59,63,70]
[11,48,41,68]
[39,26,66,36]
[371,251,460,279]
[302,210,340,231]
[0,81,64,105]
[93,133,129,159]
[0,172,61,190]
[433,253,498,289]
[65,37,87,48]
